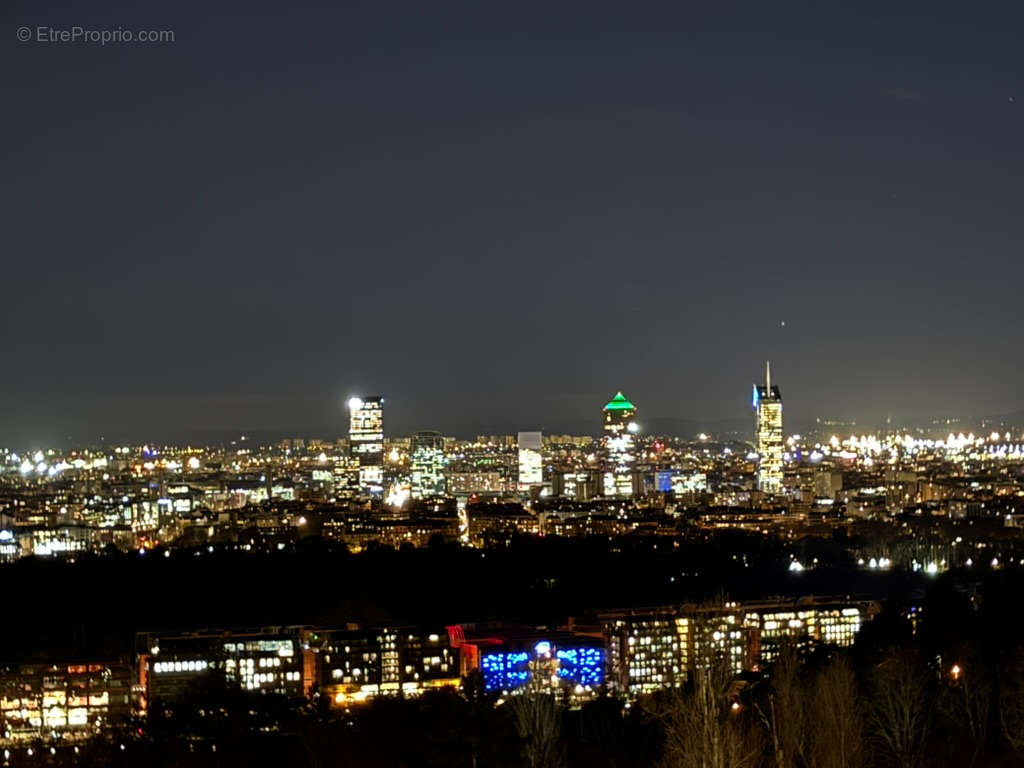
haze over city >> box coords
[5,0,1024,444]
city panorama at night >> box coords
[5,1,1024,766]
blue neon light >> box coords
[752,384,759,409]
[481,651,530,692]
[481,645,606,692]
[555,648,605,687]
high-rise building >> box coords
[349,396,384,495]
[410,431,447,499]
[517,431,543,489]
[601,392,637,497]
[753,362,783,494]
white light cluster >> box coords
[803,430,1024,464]
[153,660,209,674]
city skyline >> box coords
[6,2,1024,764]
[3,364,1020,449]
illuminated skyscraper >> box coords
[349,396,384,495]
[517,431,543,489]
[410,431,446,499]
[753,362,783,494]
[601,392,637,497]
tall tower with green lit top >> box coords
[602,392,637,497]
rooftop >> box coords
[603,392,636,411]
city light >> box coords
[7,4,1024,764]
[0,372,1018,749]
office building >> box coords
[410,431,447,499]
[448,626,604,702]
[139,628,309,707]
[349,396,385,495]
[318,627,460,706]
[753,363,783,494]
[517,431,543,489]
[599,596,877,698]
[601,392,637,497]
[0,662,133,742]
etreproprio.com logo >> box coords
[17,26,175,44]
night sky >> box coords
[4,1,1023,444]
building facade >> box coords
[517,431,543,489]
[754,363,783,494]
[448,626,605,703]
[599,596,877,698]
[349,396,385,495]
[410,431,447,499]
[317,627,460,706]
[139,628,308,708]
[601,392,638,498]
[0,662,133,743]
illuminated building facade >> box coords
[753,362,783,494]
[517,431,543,489]
[603,608,749,695]
[319,627,459,706]
[671,471,708,495]
[551,471,600,501]
[601,597,877,698]
[601,392,638,498]
[605,611,687,695]
[349,396,385,495]
[747,603,865,663]
[140,629,308,707]
[448,627,605,700]
[466,502,540,546]
[446,471,508,496]
[410,431,446,499]
[480,642,604,696]
[0,662,133,743]
[0,528,16,562]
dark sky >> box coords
[4,1,1023,444]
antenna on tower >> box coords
[766,360,771,394]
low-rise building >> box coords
[0,661,133,743]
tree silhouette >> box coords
[866,650,932,768]
[655,658,761,768]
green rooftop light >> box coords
[603,392,636,411]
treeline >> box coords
[653,644,1024,768]
[0,532,919,660]
[16,645,1024,767]
[17,568,1024,768]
